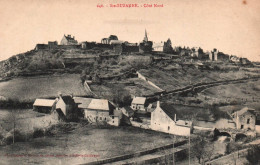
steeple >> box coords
[143,29,148,42]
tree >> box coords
[246,145,260,165]
[7,109,19,144]
[191,136,215,164]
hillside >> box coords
[0,46,259,105]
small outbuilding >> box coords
[131,97,147,111]
[33,99,56,113]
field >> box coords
[0,123,180,165]
[138,66,260,92]
[198,79,260,109]
[0,74,88,101]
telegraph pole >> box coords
[173,135,175,165]
[189,134,191,165]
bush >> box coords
[33,128,45,138]
[246,145,260,164]
[4,130,26,145]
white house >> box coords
[151,101,192,136]
[232,107,256,130]
[131,97,147,111]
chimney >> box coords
[58,92,62,98]
[174,114,177,122]
[157,101,160,108]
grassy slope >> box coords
[0,74,87,101]
[0,125,181,165]
[198,79,260,109]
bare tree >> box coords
[7,109,19,144]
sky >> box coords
[0,0,260,61]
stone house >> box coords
[131,97,147,111]
[56,94,78,121]
[232,107,256,130]
[60,34,78,45]
[73,97,93,118]
[33,99,56,114]
[150,101,192,136]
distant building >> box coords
[60,34,78,45]
[139,29,153,53]
[80,41,96,49]
[101,35,118,44]
[240,58,251,65]
[35,44,48,51]
[33,99,56,113]
[153,42,164,52]
[131,97,147,111]
[163,39,174,53]
[210,48,218,61]
[232,107,256,130]
[230,55,240,63]
[151,101,193,136]
[56,94,78,121]
[48,41,58,49]
[209,48,229,62]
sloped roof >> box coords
[33,99,56,107]
[73,97,92,109]
[132,97,146,105]
[64,35,77,41]
[87,99,114,111]
[234,107,255,116]
[160,103,177,121]
[61,96,75,105]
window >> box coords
[241,125,244,129]
[168,126,170,130]
[100,117,102,120]
[104,117,106,121]
[247,119,250,124]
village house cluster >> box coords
[33,30,251,65]
[33,93,260,137]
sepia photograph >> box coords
[0,0,260,164]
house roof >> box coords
[121,106,134,115]
[60,96,75,105]
[33,99,56,107]
[160,103,177,121]
[87,99,114,111]
[234,107,255,116]
[73,97,92,109]
[132,97,146,105]
[64,35,77,41]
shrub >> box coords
[33,128,45,138]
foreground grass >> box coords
[0,123,179,165]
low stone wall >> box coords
[82,140,187,165]
[136,71,164,92]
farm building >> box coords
[73,97,93,118]
[33,99,56,113]
[131,97,147,111]
[84,98,121,126]
[56,94,78,121]
[150,101,193,136]
[232,107,256,130]
[60,34,78,45]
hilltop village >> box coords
[0,30,260,164]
